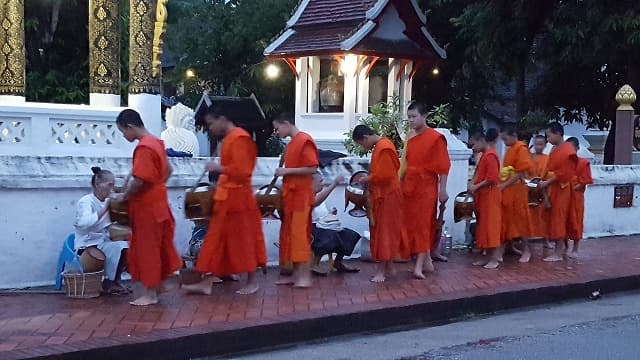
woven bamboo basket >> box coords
[62,270,104,299]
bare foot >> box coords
[412,271,426,280]
[543,241,554,249]
[275,278,295,285]
[566,251,579,259]
[159,282,173,293]
[543,253,564,262]
[483,260,500,269]
[293,279,312,288]
[472,259,487,266]
[129,295,158,306]
[519,251,532,263]
[370,273,386,283]
[236,284,259,295]
[423,260,435,273]
[228,274,240,281]
[182,278,214,295]
[210,275,223,284]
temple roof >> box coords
[264,0,446,61]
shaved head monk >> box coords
[182,105,267,295]
[539,122,578,262]
[566,137,593,258]
[529,135,551,248]
[115,109,182,306]
[401,102,450,279]
[468,129,502,269]
[273,115,319,288]
[352,125,409,283]
[499,125,533,263]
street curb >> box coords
[11,274,640,360]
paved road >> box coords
[218,290,640,360]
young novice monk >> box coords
[529,135,551,248]
[352,125,409,282]
[273,115,319,288]
[499,125,533,263]
[468,129,502,269]
[183,105,267,295]
[539,122,578,262]
[115,109,182,306]
[566,137,593,258]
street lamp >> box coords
[185,68,196,78]
[432,67,440,76]
[265,64,280,80]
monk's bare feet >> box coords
[423,259,435,273]
[236,283,259,295]
[210,275,223,284]
[293,279,312,288]
[370,272,386,283]
[483,260,500,269]
[129,294,158,306]
[543,253,564,262]
[432,254,448,262]
[519,251,532,263]
[275,277,295,285]
[412,270,426,280]
[159,282,173,293]
[228,274,240,281]
[472,259,487,266]
[182,277,215,295]
[543,240,554,249]
[566,251,579,259]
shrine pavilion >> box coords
[264,0,446,149]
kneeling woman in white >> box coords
[74,167,129,295]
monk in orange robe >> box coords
[115,109,182,306]
[468,130,502,269]
[499,125,533,262]
[273,115,319,288]
[401,102,450,279]
[528,135,551,246]
[566,137,593,258]
[182,106,267,295]
[352,125,409,282]
[539,122,578,262]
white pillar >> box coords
[343,54,358,130]
[128,93,162,136]
[307,56,320,113]
[294,57,309,122]
[356,56,369,115]
[89,94,120,107]
[388,58,401,104]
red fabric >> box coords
[196,128,267,275]
[279,132,319,265]
[546,142,578,240]
[369,138,409,261]
[568,158,594,240]
[474,149,502,249]
[127,135,182,288]
[402,129,450,254]
[501,141,533,241]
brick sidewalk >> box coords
[1,237,640,359]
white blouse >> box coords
[312,201,342,231]
[74,193,111,250]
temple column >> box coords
[0,0,25,104]
[128,0,167,136]
[342,54,358,130]
[613,85,636,165]
[400,61,413,119]
[89,0,121,107]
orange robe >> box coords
[546,142,578,240]
[529,153,549,239]
[369,138,409,261]
[501,141,533,241]
[196,128,266,276]
[474,149,502,249]
[128,135,182,288]
[279,132,319,265]
[401,128,450,254]
[568,158,593,241]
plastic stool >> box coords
[55,234,79,290]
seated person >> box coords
[74,167,130,295]
[311,172,361,275]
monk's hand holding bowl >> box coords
[333,174,345,185]
[438,190,449,203]
[357,176,369,185]
[205,162,223,173]
[538,180,550,189]
[467,184,477,194]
